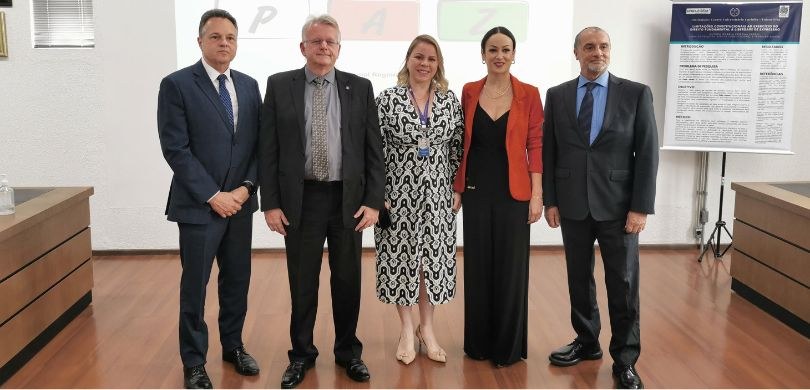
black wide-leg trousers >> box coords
[462,190,530,366]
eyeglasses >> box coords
[306,39,339,47]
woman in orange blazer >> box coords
[452,26,543,367]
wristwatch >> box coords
[241,181,257,196]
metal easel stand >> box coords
[698,152,733,262]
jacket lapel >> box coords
[232,70,248,139]
[336,69,352,145]
[594,74,623,146]
[291,68,307,150]
[192,61,235,134]
[463,78,485,150]
[563,77,589,146]
[505,74,526,143]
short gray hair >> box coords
[574,26,609,49]
[301,14,341,43]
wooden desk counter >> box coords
[0,187,94,384]
[730,181,809,338]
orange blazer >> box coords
[453,74,543,201]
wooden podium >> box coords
[0,187,94,383]
[730,182,810,338]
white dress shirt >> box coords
[201,58,239,131]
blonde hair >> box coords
[396,34,449,93]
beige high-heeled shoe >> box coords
[415,325,447,363]
[395,333,416,365]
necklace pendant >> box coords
[484,83,510,99]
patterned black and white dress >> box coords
[374,86,464,305]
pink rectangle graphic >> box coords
[329,0,419,41]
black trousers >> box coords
[177,214,252,368]
[284,181,363,364]
[560,215,640,366]
[462,190,530,365]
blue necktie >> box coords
[579,82,596,145]
[217,74,234,130]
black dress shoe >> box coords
[336,358,370,382]
[280,360,313,389]
[183,364,213,389]
[222,346,260,376]
[548,340,603,367]
[613,365,644,389]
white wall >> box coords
[0,0,807,250]
[572,0,810,247]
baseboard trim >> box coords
[731,278,809,338]
[92,244,699,257]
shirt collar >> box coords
[304,66,336,85]
[578,71,609,89]
[201,58,231,82]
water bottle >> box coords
[0,174,15,215]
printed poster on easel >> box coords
[662,1,803,154]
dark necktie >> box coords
[578,82,596,145]
[311,77,329,181]
[217,74,234,130]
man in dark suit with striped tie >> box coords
[157,9,261,389]
[542,27,659,389]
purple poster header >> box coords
[671,2,802,43]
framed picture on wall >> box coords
[0,1,10,7]
[0,12,7,57]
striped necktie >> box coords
[217,74,234,130]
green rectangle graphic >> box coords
[438,0,528,42]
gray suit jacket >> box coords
[542,73,659,221]
[257,67,384,229]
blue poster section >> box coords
[671,2,802,43]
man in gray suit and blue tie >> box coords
[158,9,261,389]
[542,26,659,389]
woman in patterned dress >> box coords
[374,34,464,365]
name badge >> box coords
[417,137,430,158]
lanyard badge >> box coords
[417,131,430,157]
[410,88,431,158]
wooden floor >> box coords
[3,248,809,388]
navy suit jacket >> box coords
[257,67,384,229]
[158,60,261,224]
[542,73,659,221]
